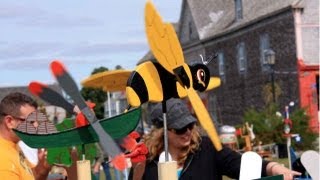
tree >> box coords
[80,66,109,119]
[243,104,318,151]
[242,104,283,146]
[115,65,123,70]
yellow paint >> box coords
[176,82,187,98]
[81,70,131,92]
[206,77,221,91]
[145,1,184,74]
[144,1,222,151]
[135,61,163,103]
[186,88,222,151]
[126,87,141,107]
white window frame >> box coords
[260,33,270,65]
[237,42,246,72]
[218,52,225,76]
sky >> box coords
[0,0,182,88]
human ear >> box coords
[5,116,16,129]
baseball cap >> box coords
[149,98,197,129]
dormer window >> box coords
[235,0,243,21]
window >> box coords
[260,33,270,65]
[237,42,246,72]
[235,0,243,21]
[218,52,225,77]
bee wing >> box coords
[186,88,222,151]
[205,77,221,91]
[145,1,222,151]
[145,1,184,74]
[81,70,131,92]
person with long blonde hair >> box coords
[131,98,301,180]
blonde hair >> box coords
[143,125,201,165]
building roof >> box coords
[139,0,303,63]
[0,83,64,106]
[187,0,303,40]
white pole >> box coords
[285,104,292,170]
[116,100,120,115]
[107,91,111,118]
[287,137,292,170]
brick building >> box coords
[141,0,319,130]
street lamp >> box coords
[265,49,276,103]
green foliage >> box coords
[243,104,283,146]
[80,66,109,119]
[115,65,123,69]
[262,82,282,104]
[289,108,317,150]
[243,104,317,151]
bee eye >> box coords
[196,69,206,82]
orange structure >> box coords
[297,60,319,133]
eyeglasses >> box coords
[0,113,26,122]
[170,123,195,135]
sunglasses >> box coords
[0,113,26,122]
[170,123,195,135]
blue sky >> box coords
[0,0,182,87]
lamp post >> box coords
[266,49,276,103]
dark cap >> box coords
[149,98,197,129]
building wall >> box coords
[300,0,319,65]
[179,1,199,44]
[294,0,320,132]
[204,10,299,125]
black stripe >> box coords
[127,71,149,104]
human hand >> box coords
[33,148,52,180]
[267,162,301,180]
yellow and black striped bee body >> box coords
[126,61,211,107]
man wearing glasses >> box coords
[0,92,51,179]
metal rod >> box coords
[271,67,276,103]
[162,102,169,162]
[287,137,292,170]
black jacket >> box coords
[141,137,269,180]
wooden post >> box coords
[77,160,91,180]
[158,161,178,180]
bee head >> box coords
[189,63,210,92]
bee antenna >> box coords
[199,53,218,65]
[199,54,205,64]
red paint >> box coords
[51,60,65,76]
[75,113,89,127]
[75,101,96,127]
[28,81,46,95]
[297,59,319,132]
[121,131,148,163]
[111,153,127,171]
[235,128,242,136]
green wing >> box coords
[15,108,141,148]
